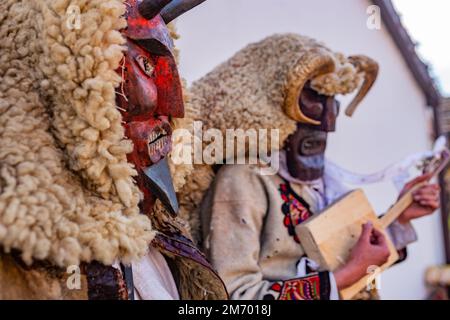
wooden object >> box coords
[296,189,399,300]
[296,149,450,300]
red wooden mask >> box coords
[116,0,201,216]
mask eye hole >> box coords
[135,55,155,77]
[299,88,324,121]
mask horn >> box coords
[345,55,379,117]
[284,51,336,125]
[161,0,207,24]
[138,0,173,20]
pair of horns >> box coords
[138,0,207,23]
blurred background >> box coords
[175,0,450,300]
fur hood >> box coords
[186,33,376,140]
[178,34,378,242]
[0,0,154,267]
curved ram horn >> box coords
[138,0,173,20]
[161,0,207,24]
[284,52,336,125]
[345,55,379,117]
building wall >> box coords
[175,0,446,299]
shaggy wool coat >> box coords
[0,0,226,300]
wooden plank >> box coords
[296,189,399,300]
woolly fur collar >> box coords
[0,0,155,267]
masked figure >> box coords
[0,0,226,300]
[178,34,440,300]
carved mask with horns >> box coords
[117,0,206,215]
[284,46,379,181]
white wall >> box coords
[175,0,446,300]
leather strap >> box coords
[121,264,135,300]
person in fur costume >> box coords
[178,34,440,300]
[0,0,226,300]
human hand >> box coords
[334,222,390,290]
[397,174,440,225]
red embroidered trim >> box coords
[278,183,313,243]
[269,274,321,300]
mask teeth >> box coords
[148,138,159,156]
[149,135,170,157]
[151,132,157,143]
[148,143,153,155]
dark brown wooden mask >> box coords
[285,87,340,181]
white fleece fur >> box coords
[0,0,154,267]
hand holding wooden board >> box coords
[296,148,450,300]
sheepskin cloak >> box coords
[0,0,228,300]
[0,0,153,270]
